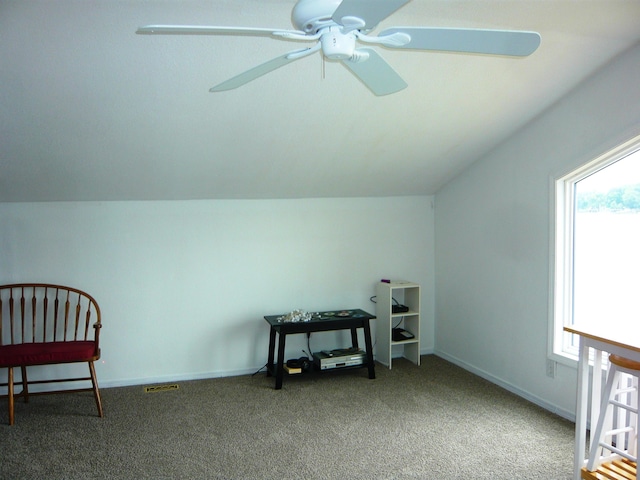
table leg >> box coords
[350,328,359,349]
[363,320,375,380]
[266,326,276,377]
[275,332,286,390]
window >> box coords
[551,134,640,362]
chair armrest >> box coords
[93,322,102,345]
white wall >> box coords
[0,196,434,388]
[434,43,640,419]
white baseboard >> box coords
[100,366,261,389]
[434,350,575,422]
[102,349,439,390]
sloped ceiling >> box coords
[1,0,639,202]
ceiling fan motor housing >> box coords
[292,0,342,33]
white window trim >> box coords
[549,133,640,366]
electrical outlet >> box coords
[546,359,557,378]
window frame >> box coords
[549,134,640,365]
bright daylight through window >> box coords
[551,134,640,362]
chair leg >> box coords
[21,365,29,403]
[88,361,103,418]
[8,366,15,426]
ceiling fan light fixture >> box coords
[320,26,356,60]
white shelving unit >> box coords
[375,281,421,369]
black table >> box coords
[264,309,376,389]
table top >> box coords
[564,323,640,355]
[264,309,375,327]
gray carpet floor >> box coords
[0,355,575,479]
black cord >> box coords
[304,332,312,359]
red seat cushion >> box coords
[0,341,98,367]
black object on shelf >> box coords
[392,304,409,313]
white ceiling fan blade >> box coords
[210,46,319,92]
[342,47,407,96]
[378,27,541,56]
[136,25,306,38]
[333,0,411,31]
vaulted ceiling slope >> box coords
[1,0,639,202]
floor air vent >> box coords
[144,384,179,393]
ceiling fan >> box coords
[136,0,541,96]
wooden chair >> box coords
[0,283,104,425]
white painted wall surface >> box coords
[0,196,434,388]
[434,44,640,419]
